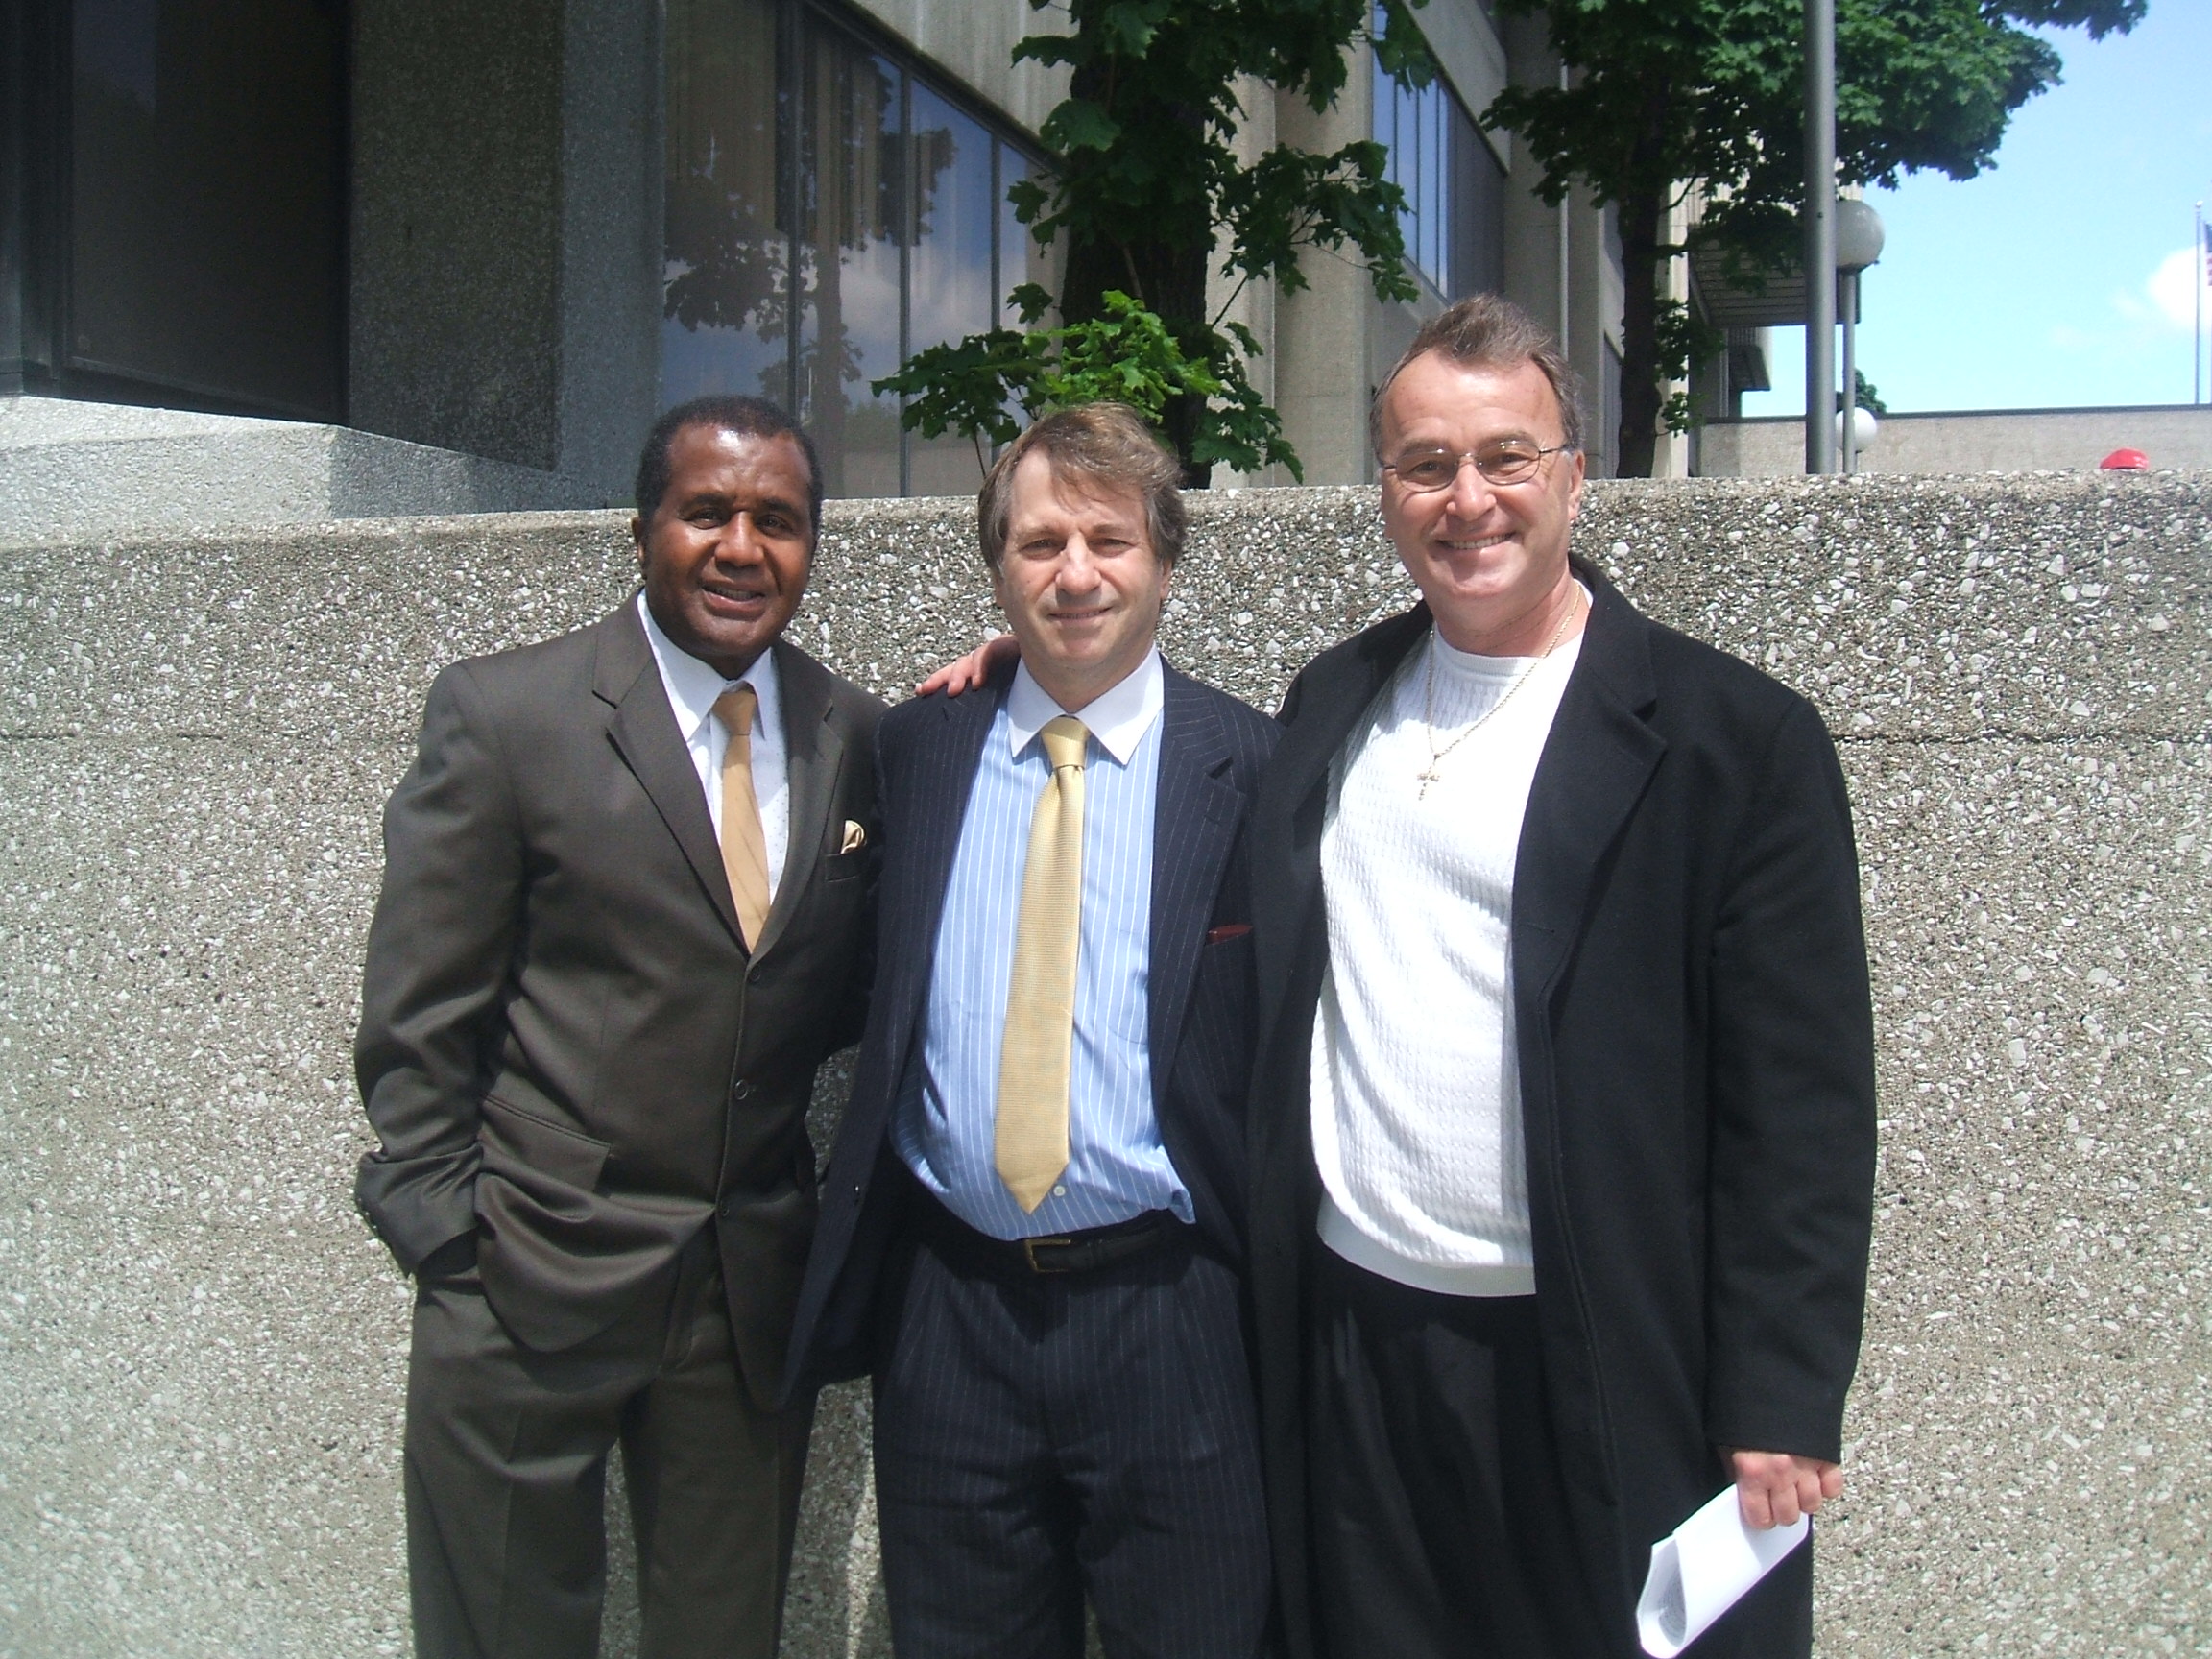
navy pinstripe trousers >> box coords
[871,1221,1274,1658]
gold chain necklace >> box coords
[1414,594,1581,801]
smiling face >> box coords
[1376,351,1587,656]
[989,450,1171,711]
[632,422,816,678]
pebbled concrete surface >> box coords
[2,471,2208,1656]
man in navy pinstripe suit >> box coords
[783,403,1278,1658]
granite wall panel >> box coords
[2,471,2207,1656]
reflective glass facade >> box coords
[1372,15,1504,304]
[4,0,347,417]
[662,0,1046,498]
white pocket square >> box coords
[839,820,867,854]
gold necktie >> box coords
[996,715,1089,1212]
[711,685,772,950]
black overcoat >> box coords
[1246,560,1877,1658]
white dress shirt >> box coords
[636,592,789,901]
[1002,648,1165,769]
[895,648,1188,1238]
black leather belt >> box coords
[913,1190,1183,1278]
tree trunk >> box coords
[1613,181,1666,479]
[1058,60,1214,485]
[1060,231,1213,485]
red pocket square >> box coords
[1206,923,1253,944]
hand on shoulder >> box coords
[916,632,1019,696]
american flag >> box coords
[2204,218,2211,285]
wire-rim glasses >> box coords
[1382,441,1571,492]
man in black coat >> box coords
[355,397,882,1659]
[785,404,1278,1657]
[1244,297,1877,1658]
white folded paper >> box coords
[1636,1485,1809,1657]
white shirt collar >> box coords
[1005,647,1164,765]
[1432,580,1595,673]
[636,590,781,741]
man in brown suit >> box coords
[354,395,882,1659]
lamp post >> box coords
[1835,197,1885,474]
[1803,0,1837,474]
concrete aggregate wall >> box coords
[1698,403,2212,479]
[2,473,2209,1657]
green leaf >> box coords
[1094,0,1176,57]
[1042,98,1122,155]
[1009,283,1056,325]
[1005,177,1049,228]
[878,291,1302,480]
[881,0,1449,475]
[1371,0,1439,91]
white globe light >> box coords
[1834,198,1886,273]
[1835,406,1879,449]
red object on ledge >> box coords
[2100,448,2151,471]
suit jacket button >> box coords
[718,1200,734,1219]
[732,1080,751,1100]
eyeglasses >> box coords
[1381,441,1571,492]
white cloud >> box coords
[2137,246,2208,331]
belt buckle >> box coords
[1022,1236,1076,1274]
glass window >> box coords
[1449,105,1504,301]
[1418,78,1444,284]
[905,84,994,496]
[663,0,790,411]
[68,0,344,418]
[998,148,1048,327]
[1372,10,1503,303]
[661,0,1046,500]
[799,28,904,499]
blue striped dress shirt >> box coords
[894,649,1192,1239]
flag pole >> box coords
[2196,201,2204,406]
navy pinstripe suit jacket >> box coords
[781,658,1279,1401]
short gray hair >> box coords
[1369,294,1586,460]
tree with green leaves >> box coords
[1484,0,2146,477]
[878,0,1438,484]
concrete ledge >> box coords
[3,472,2209,1655]
[1697,403,2212,478]
[0,397,613,543]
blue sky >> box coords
[1742,3,2212,417]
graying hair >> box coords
[1369,294,1586,459]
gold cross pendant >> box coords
[1415,764,1442,800]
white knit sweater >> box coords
[1310,616,1583,1296]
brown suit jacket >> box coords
[354,597,882,1406]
